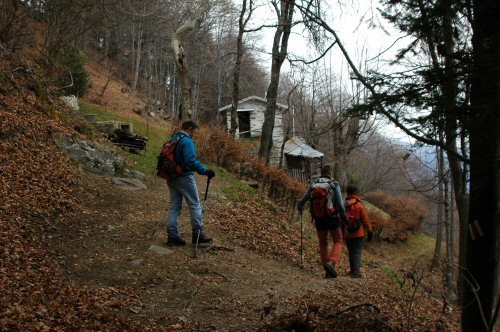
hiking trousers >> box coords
[316,227,343,266]
[347,236,365,277]
[166,174,204,237]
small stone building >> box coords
[218,96,288,149]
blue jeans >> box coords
[167,174,204,237]
[347,236,365,276]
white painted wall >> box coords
[225,100,285,147]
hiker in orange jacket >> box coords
[344,184,372,278]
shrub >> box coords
[196,126,251,169]
[58,47,89,97]
[364,191,427,242]
[196,126,306,206]
[367,209,390,241]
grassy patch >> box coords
[216,166,257,201]
[375,232,435,266]
[80,102,114,120]
[400,232,435,263]
[364,200,391,220]
[381,265,399,283]
[408,232,435,249]
[370,232,435,290]
[79,102,169,174]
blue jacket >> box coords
[171,130,209,176]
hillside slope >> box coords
[0,50,460,331]
[55,169,459,331]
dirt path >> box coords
[54,172,363,331]
[50,170,462,331]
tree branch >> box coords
[288,40,337,65]
[293,2,468,162]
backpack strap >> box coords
[172,134,186,167]
[346,197,361,206]
[327,180,341,207]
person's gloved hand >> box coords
[367,231,373,242]
[206,169,215,178]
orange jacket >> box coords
[344,194,372,239]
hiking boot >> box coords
[166,236,186,246]
[324,262,338,278]
[192,232,213,246]
[351,273,363,279]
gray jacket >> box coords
[298,176,347,223]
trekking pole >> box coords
[194,176,211,258]
[300,210,304,269]
[202,176,211,212]
[145,121,149,153]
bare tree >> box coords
[0,0,32,50]
[170,0,211,122]
[131,0,146,90]
[258,0,295,164]
[229,0,254,138]
[40,0,103,64]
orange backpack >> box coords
[310,178,336,219]
[345,198,363,233]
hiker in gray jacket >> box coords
[298,165,347,278]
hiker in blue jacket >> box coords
[166,120,215,246]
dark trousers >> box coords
[347,236,365,277]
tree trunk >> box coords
[170,1,210,122]
[332,124,342,180]
[229,0,249,138]
[131,2,145,91]
[99,65,114,97]
[193,66,200,113]
[431,143,445,271]
[130,16,135,87]
[448,177,456,300]
[438,0,470,307]
[258,0,294,164]
[170,60,176,119]
[154,39,160,103]
[444,176,454,301]
[461,0,500,330]
[278,127,290,169]
[103,27,110,67]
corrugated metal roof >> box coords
[283,136,324,158]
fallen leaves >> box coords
[0,51,151,331]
